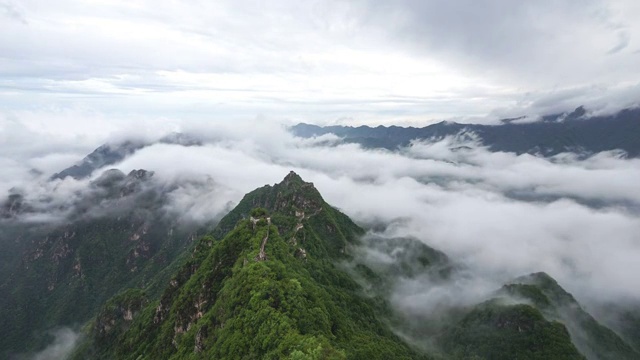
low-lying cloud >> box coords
[27,328,80,360]
[3,117,640,319]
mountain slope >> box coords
[348,240,587,359]
[51,132,201,180]
[441,301,585,360]
[502,273,640,360]
[75,172,425,359]
[291,107,640,157]
[596,303,640,353]
[51,141,145,180]
[212,171,361,258]
[0,169,205,357]
[439,272,638,360]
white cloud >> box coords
[1,0,638,123]
[28,327,80,360]
[7,118,636,305]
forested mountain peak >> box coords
[72,172,422,359]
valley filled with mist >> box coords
[2,114,640,359]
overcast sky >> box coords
[1,0,640,126]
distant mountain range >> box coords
[48,107,640,184]
[292,106,640,157]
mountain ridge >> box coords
[49,106,640,185]
[291,106,640,157]
[72,171,424,359]
[51,132,201,181]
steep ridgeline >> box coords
[500,273,639,360]
[212,171,359,258]
[347,235,638,359]
[74,172,425,359]
[51,132,201,181]
[51,141,145,180]
[0,169,204,358]
[439,273,639,360]
[347,234,454,299]
[348,238,586,359]
[597,303,640,353]
[291,106,640,157]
